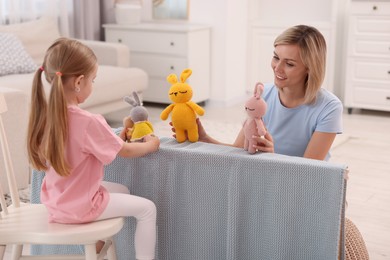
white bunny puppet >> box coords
[123,91,154,142]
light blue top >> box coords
[262,83,343,161]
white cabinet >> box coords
[103,23,211,104]
[344,1,390,113]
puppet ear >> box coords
[132,91,142,106]
[180,68,192,83]
[123,95,137,107]
[167,74,178,84]
[254,82,264,99]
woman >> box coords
[193,25,369,259]
[197,25,343,161]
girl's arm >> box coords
[117,134,160,158]
[303,131,336,160]
[118,126,127,141]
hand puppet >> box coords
[160,68,205,143]
[243,83,267,154]
[123,91,154,142]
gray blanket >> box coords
[31,137,346,260]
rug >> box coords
[0,185,30,211]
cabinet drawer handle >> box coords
[170,66,175,70]
[170,42,175,46]
[372,5,377,11]
[117,38,122,43]
[387,97,390,100]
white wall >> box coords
[141,0,348,105]
[189,0,249,106]
[143,0,250,106]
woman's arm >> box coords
[303,132,336,160]
[193,119,243,148]
[117,134,160,158]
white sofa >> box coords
[0,16,148,191]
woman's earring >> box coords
[75,87,80,93]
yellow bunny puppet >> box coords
[160,69,205,143]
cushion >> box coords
[0,33,37,76]
[0,16,61,65]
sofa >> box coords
[0,16,148,191]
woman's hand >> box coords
[169,118,213,143]
[252,132,274,153]
[195,118,209,142]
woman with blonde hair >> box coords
[27,37,159,260]
[197,25,342,161]
[191,25,369,259]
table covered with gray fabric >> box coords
[31,137,347,260]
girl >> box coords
[27,37,159,260]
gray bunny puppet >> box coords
[123,91,154,142]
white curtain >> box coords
[73,0,100,40]
[0,0,115,40]
[72,0,116,40]
[0,0,71,36]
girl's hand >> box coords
[143,134,160,152]
[252,132,274,153]
[119,134,160,158]
[123,116,134,128]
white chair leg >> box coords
[106,238,117,260]
[11,244,23,260]
[0,245,5,260]
[85,244,98,260]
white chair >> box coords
[0,93,124,260]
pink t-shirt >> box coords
[41,106,123,223]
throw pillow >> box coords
[0,16,61,65]
[0,33,37,76]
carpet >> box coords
[0,185,30,211]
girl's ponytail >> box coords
[27,67,48,171]
[45,71,70,176]
[27,38,97,177]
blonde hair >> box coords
[27,38,97,177]
[274,25,327,104]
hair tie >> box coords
[56,71,62,77]
[39,66,44,71]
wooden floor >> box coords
[329,109,390,260]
